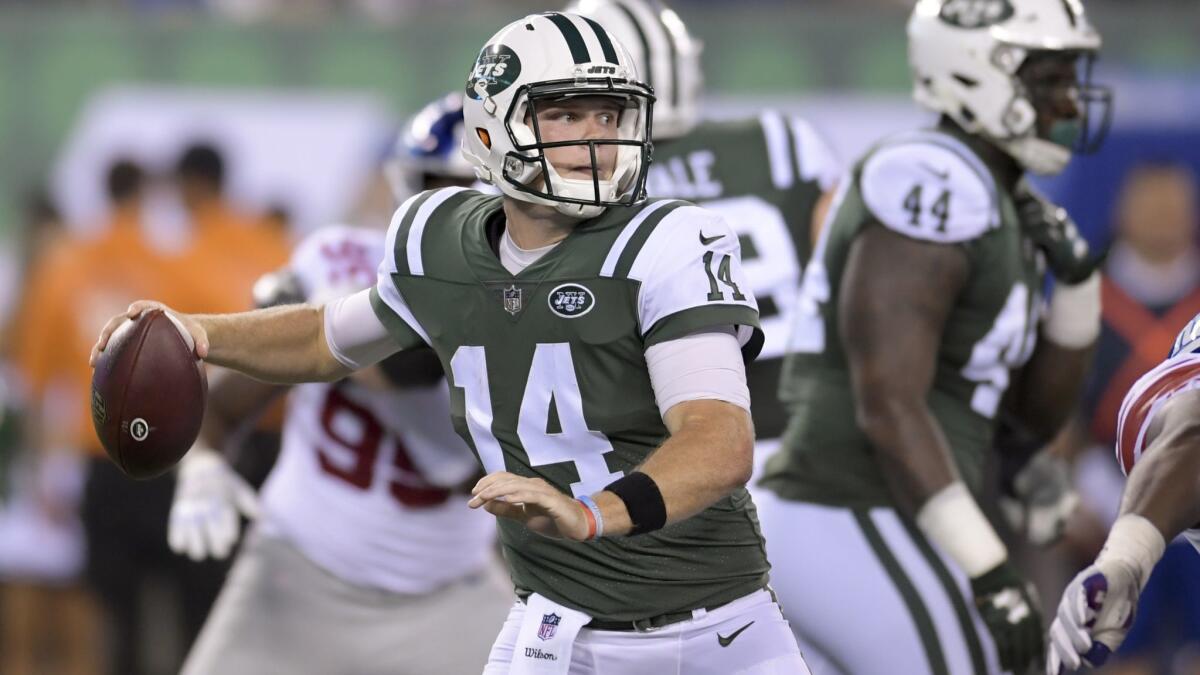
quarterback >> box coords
[92,12,807,675]
[567,0,841,464]
[1047,315,1200,673]
[758,0,1110,674]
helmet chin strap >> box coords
[1002,136,1072,176]
[517,159,619,219]
[554,201,607,219]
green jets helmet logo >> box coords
[938,0,1014,28]
[548,284,595,318]
[466,44,521,100]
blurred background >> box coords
[0,1,1198,674]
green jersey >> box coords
[369,187,767,621]
[761,128,1044,507]
[647,113,840,440]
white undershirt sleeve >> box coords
[323,288,403,370]
[645,328,751,418]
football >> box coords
[90,309,207,479]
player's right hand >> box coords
[90,300,209,366]
[468,471,590,541]
[1046,561,1139,674]
[168,446,260,561]
[999,450,1080,547]
[970,560,1044,673]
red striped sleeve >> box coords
[1116,355,1200,475]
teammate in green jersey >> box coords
[757,1,1112,674]
[566,0,841,463]
[90,12,810,675]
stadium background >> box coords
[0,1,1198,674]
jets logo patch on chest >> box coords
[547,284,595,318]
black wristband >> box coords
[605,471,666,536]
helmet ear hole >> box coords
[952,73,979,88]
[476,128,492,150]
[1003,98,1037,135]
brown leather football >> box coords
[90,309,207,479]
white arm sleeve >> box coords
[323,288,402,370]
[645,329,751,418]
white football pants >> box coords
[182,530,513,675]
[483,589,811,674]
[755,490,1011,675]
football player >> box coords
[1046,315,1200,673]
[566,0,841,471]
[171,97,511,675]
[93,13,809,674]
[756,1,1111,673]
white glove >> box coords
[1046,514,1164,674]
[168,446,260,561]
[1000,451,1080,546]
[1046,561,1135,673]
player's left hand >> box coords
[1014,180,1105,285]
[168,446,260,561]
[1000,451,1080,546]
[468,471,589,541]
[1046,561,1139,674]
[971,561,1045,673]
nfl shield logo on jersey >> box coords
[503,284,523,315]
[538,613,561,641]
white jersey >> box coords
[258,225,495,594]
[1114,351,1200,554]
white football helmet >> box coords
[564,0,703,140]
[462,12,654,219]
[908,0,1112,175]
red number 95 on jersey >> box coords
[91,309,208,479]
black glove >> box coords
[1013,180,1105,284]
[971,560,1044,673]
[252,269,305,309]
[994,419,1079,546]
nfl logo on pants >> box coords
[538,613,561,641]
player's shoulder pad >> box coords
[860,131,999,244]
[596,199,690,279]
[602,199,736,283]
[617,201,737,282]
[1115,352,1200,476]
[382,186,476,277]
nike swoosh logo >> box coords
[918,162,950,181]
[717,621,755,648]
[699,231,725,246]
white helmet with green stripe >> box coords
[564,0,703,141]
[908,0,1111,175]
[461,12,654,219]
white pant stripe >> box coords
[871,508,986,675]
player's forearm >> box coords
[197,368,288,456]
[595,400,754,536]
[857,394,960,516]
[1009,340,1094,442]
[640,402,754,523]
[1010,274,1101,439]
[195,305,350,384]
[861,395,1011,577]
